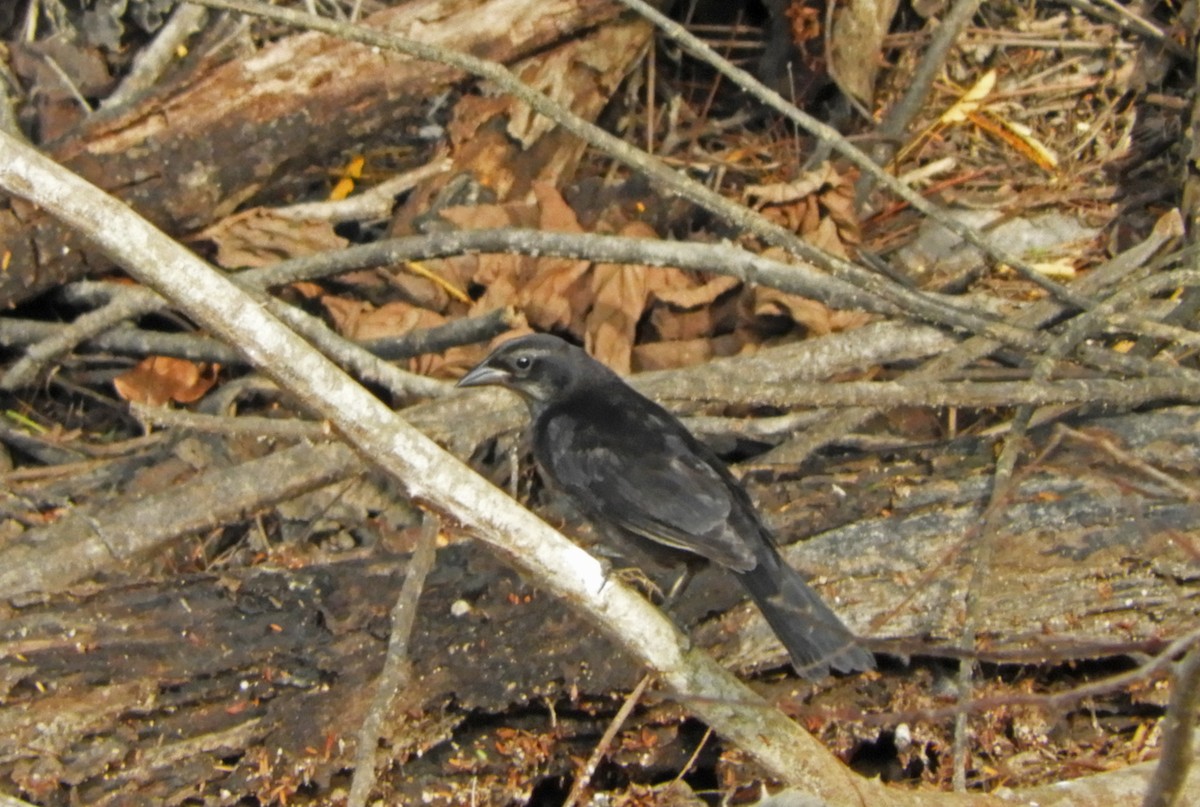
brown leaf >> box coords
[321,295,372,337]
[753,287,874,336]
[829,0,902,105]
[743,163,842,207]
[464,254,524,316]
[647,304,711,343]
[580,222,676,373]
[818,178,862,247]
[585,262,647,374]
[197,208,349,269]
[446,95,513,146]
[439,200,538,230]
[806,215,850,259]
[113,357,219,406]
[747,164,861,257]
[289,281,325,299]
[326,298,444,342]
[632,333,744,372]
[534,182,585,233]
[519,259,592,334]
[650,274,741,310]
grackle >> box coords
[458,334,873,679]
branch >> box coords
[348,511,441,807]
[1143,646,1200,807]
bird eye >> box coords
[514,355,532,370]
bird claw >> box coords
[608,566,665,602]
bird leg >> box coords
[662,565,695,606]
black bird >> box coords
[458,334,873,679]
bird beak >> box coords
[457,363,510,388]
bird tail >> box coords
[736,540,874,680]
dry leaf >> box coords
[806,215,850,259]
[829,0,901,104]
[534,182,585,233]
[1028,259,1077,278]
[650,274,740,310]
[586,262,647,374]
[632,333,744,372]
[321,295,372,337]
[968,110,1060,171]
[817,176,862,247]
[940,69,997,124]
[647,304,716,343]
[439,200,538,230]
[114,356,219,406]
[197,208,349,269]
[743,163,842,207]
[519,259,591,334]
[326,298,444,342]
[506,184,595,332]
[745,164,860,256]
[289,281,325,299]
[469,256,526,316]
[583,220,691,373]
[754,287,874,336]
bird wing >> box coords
[538,403,758,572]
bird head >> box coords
[457,334,596,410]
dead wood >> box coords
[0,0,624,309]
[0,439,361,598]
[0,547,642,805]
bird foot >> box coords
[609,566,665,602]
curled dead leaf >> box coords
[323,297,445,342]
[113,356,220,406]
[753,287,874,336]
[196,208,349,269]
[650,274,740,311]
[520,258,592,335]
[586,262,647,374]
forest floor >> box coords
[1,1,1199,805]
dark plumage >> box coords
[458,334,873,679]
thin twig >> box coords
[0,60,25,140]
[2,286,165,389]
[102,4,210,110]
[1061,0,1190,58]
[0,792,42,807]
[347,511,440,807]
[857,0,984,209]
[130,402,331,440]
[1049,424,1199,500]
[562,673,654,807]
[947,255,1200,788]
[1143,646,1200,807]
[270,157,452,223]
